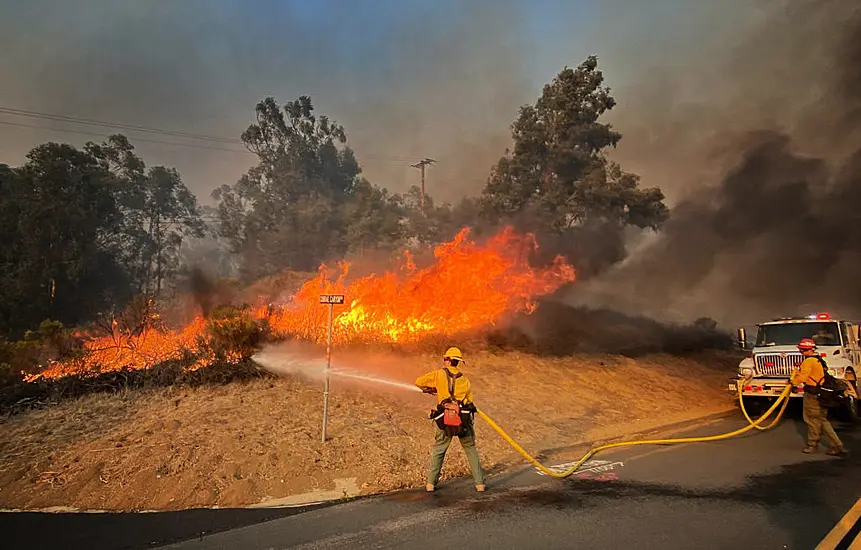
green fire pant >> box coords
[427,421,485,486]
[802,392,842,448]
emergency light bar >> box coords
[808,312,832,320]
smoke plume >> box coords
[187,267,217,318]
[0,0,756,205]
[570,0,861,327]
[485,301,733,357]
[0,0,535,203]
[6,0,860,331]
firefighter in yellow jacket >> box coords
[790,338,846,455]
[415,346,486,492]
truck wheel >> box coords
[842,394,859,425]
[841,377,859,425]
[741,396,768,417]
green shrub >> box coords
[201,305,263,361]
[0,338,42,386]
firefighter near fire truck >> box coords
[730,313,860,425]
[404,315,856,487]
[791,338,847,455]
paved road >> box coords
[160,410,860,550]
[3,407,859,549]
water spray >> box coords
[329,369,421,392]
[254,350,420,393]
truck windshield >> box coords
[755,322,842,347]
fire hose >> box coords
[472,379,793,479]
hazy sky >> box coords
[0,0,750,205]
[6,0,856,327]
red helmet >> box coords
[797,338,817,351]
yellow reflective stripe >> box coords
[815,497,861,550]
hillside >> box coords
[0,349,740,511]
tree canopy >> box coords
[479,56,668,274]
[212,96,405,277]
[0,136,203,338]
[1,55,671,338]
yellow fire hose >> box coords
[474,382,793,479]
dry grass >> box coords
[0,349,739,511]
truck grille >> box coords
[755,353,803,377]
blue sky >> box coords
[0,0,753,203]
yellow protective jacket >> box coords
[415,367,474,405]
[790,356,826,387]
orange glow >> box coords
[23,317,244,382]
[265,226,575,343]
[24,226,575,382]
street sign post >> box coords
[319,294,345,442]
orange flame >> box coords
[24,226,575,382]
[22,317,243,382]
[266,226,575,343]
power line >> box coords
[0,105,420,162]
[0,106,239,144]
[0,120,252,154]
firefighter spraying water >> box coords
[253,303,856,492]
[257,332,841,490]
[415,347,485,493]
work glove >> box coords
[419,386,437,394]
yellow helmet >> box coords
[444,346,464,362]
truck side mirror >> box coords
[737,327,747,350]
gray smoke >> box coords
[0,0,534,203]
[570,0,861,327]
[7,0,860,332]
[0,0,752,204]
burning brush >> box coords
[24,226,576,382]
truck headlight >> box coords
[740,367,754,378]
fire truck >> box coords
[728,312,859,423]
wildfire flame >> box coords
[23,317,243,382]
[267,226,575,342]
[24,226,575,382]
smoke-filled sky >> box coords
[0,0,752,205]
[4,0,858,328]
[568,0,861,327]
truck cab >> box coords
[729,312,859,422]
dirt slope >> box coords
[0,350,739,511]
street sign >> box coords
[319,294,345,443]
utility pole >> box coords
[410,158,436,216]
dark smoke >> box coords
[532,221,628,280]
[569,1,861,327]
[484,301,733,357]
[188,267,216,318]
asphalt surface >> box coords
[3,405,859,550]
